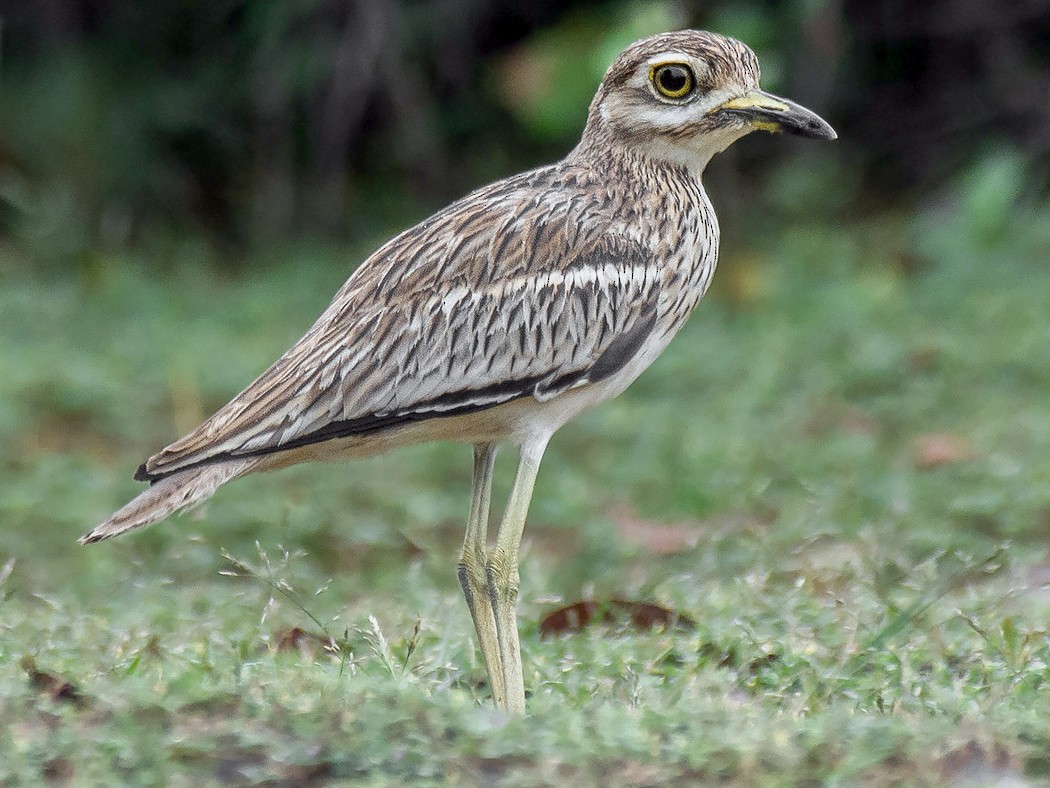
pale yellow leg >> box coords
[485,436,549,715]
[457,443,505,708]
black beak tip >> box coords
[794,115,837,141]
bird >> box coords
[82,30,835,713]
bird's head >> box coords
[582,30,836,171]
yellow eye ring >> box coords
[650,63,695,100]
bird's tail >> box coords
[80,458,257,544]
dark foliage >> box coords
[0,0,1047,262]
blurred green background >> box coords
[3,1,1050,783]
[2,0,1048,262]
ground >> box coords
[2,170,1049,784]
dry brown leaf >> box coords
[273,627,335,659]
[42,758,74,782]
[21,656,84,706]
[939,740,1015,784]
[539,599,695,639]
[915,433,973,468]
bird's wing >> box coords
[138,172,662,481]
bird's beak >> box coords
[713,90,837,140]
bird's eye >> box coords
[651,63,695,100]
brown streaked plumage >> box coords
[82,30,835,713]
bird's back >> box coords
[136,153,718,483]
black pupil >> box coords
[659,66,690,94]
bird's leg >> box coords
[486,436,549,714]
[457,443,505,708]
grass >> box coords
[2,176,1050,784]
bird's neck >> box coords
[572,137,692,184]
[573,120,750,181]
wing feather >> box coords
[138,167,660,481]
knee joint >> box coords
[485,551,519,599]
